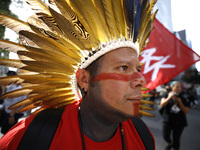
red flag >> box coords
[139,19,200,91]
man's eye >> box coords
[119,66,128,71]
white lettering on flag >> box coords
[140,48,176,81]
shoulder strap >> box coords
[18,107,65,150]
[131,116,154,150]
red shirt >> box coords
[0,101,155,150]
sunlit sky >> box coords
[5,0,200,71]
[171,0,200,71]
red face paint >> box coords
[133,101,141,117]
[91,72,143,83]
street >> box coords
[142,104,200,150]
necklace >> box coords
[78,107,126,150]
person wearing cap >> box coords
[0,0,158,149]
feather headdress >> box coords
[0,0,158,117]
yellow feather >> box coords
[17,103,41,113]
[112,0,126,38]
[79,0,110,42]
[18,50,77,67]
[8,93,46,110]
[9,90,73,110]
[30,20,80,50]
[141,99,156,105]
[0,88,33,99]
[21,60,76,75]
[1,83,71,100]
[0,76,23,86]
[139,105,155,111]
[0,59,25,69]
[142,93,152,98]
[0,39,25,53]
[101,0,119,38]
[54,0,94,44]
[54,0,97,48]
[93,0,111,38]
[19,30,82,58]
[23,45,81,64]
[0,13,30,33]
[142,87,150,91]
[25,0,51,16]
[68,0,100,43]
[42,94,75,105]
[48,7,87,49]
[18,74,71,85]
[139,110,155,117]
[16,93,75,113]
[27,14,51,31]
[149,0,158,12]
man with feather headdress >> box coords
[0,0,157,149]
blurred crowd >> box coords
[147,81,200,109]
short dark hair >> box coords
[85,56,103,78]
[77,56,103,91]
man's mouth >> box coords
[127,98,141,104]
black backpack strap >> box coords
[131,116,154,150]
[18,107,65,150]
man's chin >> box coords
[132,102,140,117]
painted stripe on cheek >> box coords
[91,72,143,82]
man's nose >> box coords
[130,73,146,88]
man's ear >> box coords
[76,69,90,91]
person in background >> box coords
[1,71,27,134]
[160,81,189,150]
